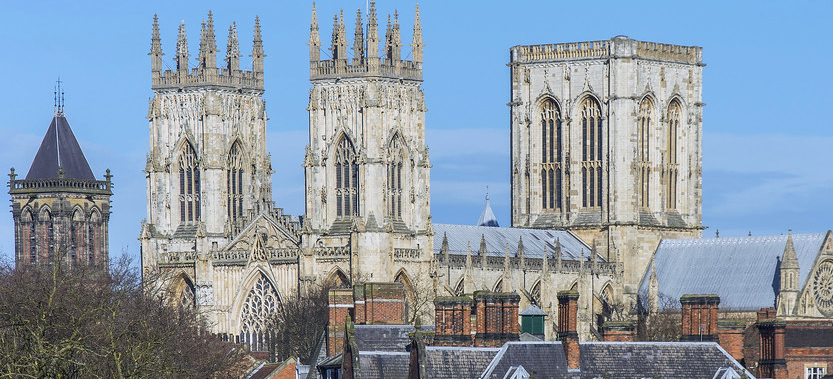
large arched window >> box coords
[666,100,681,210]
[179,144,201,223]
[20,209,35,264]
[228,141,245,222]
[71,209,84,264]
[638,98,654,208]
[240,273,280,352]
[38,208,53,263]
[581,97,603,208]
[89,210,101,264]
[541,98,562,210]
[387,135,405,219]
[335,136,359,217]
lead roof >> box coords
[432,223,597,261]
[26,113,95,180]
[638,233,828,311]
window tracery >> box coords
[228,141,245,223]
[179,144,201,222]
[665,101,681,210]
[540,98,562,210]
[638,99,654,208]
[581,97,603,208]
[387,135,404,219]
[240,273,280,352]
[335,136,359,217]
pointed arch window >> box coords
[228,142,245,222]
[638,99,654,208]
[179,144,201,223]
[37,209,53,263]
[387,135,404,219]
[540,98,562,210]
[335,136,359,217]
[179,276,196,308]
[71,209,85,264]
[20,210,35,264]
[581,97,603,208]
[240,273,280,352]
[666,101,681,210]
[89,211,101,264]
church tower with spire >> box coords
[8,83,113,268]
[141,13,300,350]
[301,2,432,289]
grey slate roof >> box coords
[26,113,95,180]
[638,232,829,311]
[432,224,597,260]
[422,346,500,379]
[785,327,833,348]
[479,341,749,379]
[354,324,434,352]
[357,351,409,379]
[519,305,547,316]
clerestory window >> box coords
[179,144,201,223]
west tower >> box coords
[508,37,705,301]
[301,2,432,290]
[9,90,112,269]
[141,13,300,350]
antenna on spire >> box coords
[486,185,490,201]
[54,77,64,115]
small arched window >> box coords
[335,136,359,217]
[581,97,603,208]
[666,100,681,210]
[228,141,245,222]
[20,209,35,264]
[179,144,201,222]
[38,208,53,263]
[89,211,101,264]
[71,209,84,264]
[540,99,563,210]
[638,98,654,208]
[388,135,405,219]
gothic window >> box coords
[89,211,101,264]
[455,278,465,295]
[179,144,201,223]
[240,273,280,352]
[179,276,196,308]
[530,281,541,307]
[638,99,654,208]
[581,97,603,208]
[228,141,245,222]
[335,136,359,217]
[38,208,53,263]
[71,209,84,264]
[666,101,681,210]
[21,210,35,264]
[540,99,562,210]
[387,135,404,219]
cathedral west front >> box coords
[136,3,709,349]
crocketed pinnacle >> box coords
[176,21,189,72]
[352,8,364,62]
[150,14,162,55]
[309,2,321,61]
[367,0,378,57]
[226,22,239,71]
[411,4,423,62]
[782,229,799,269]
[251,16,265,74]
[198,11,217,69]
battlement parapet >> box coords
[511,37,702,65]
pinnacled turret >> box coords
[518,235,525,269]
[411,4,423,63]
[176,21,189,74]
[352,9,364,64]
[150,14,163,75]
[384,13,402,62]
[251,16,265,77]
[198,11,217,70]
[366,1,379,60]
[479,234,488,268]
[778,229,800,315]
[330,10,348,60]
[226,22,240,72]
[309,2,321,61]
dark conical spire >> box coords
[150,14,163,74]
[226,22,240,71]
[27,94,95,181]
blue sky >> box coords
[1,1,831,261]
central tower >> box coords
[301,2,432,288]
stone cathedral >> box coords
[140,4,706,348]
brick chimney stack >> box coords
[679,294,720,342]
[327,282,406,356]
[557,290,580,370]
[473,291,520,347]
[717,319,746,361]
[327,288,354,356]
[433,296,473,346]
[601,320,635,342]
[757,308,786,379]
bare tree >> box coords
[636,292,682,341]
[267,283,331,365]
[0,254,242,378]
